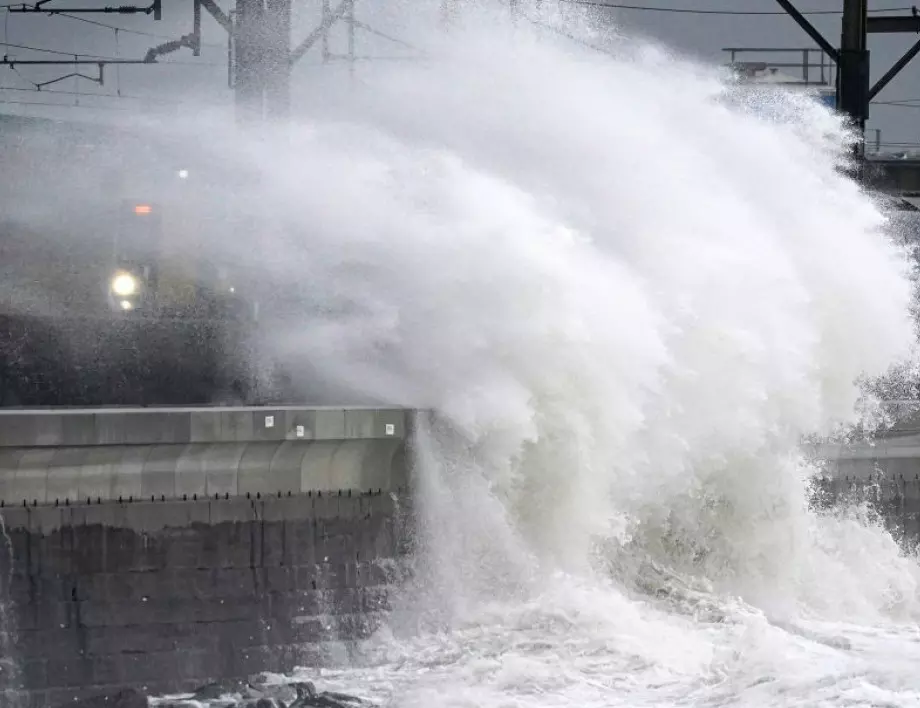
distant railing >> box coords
[723,47,835,87]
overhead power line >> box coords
[0,40,227,66]
[34,10,169,37]
[1,3,224,47]
[1,83,147,99]
[0,96,130,109]
[1,40,117,58]
[0,83,228,108]
[561,1,915,15]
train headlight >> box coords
[111,272,139,297]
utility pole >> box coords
[233,0,291,125]
[838,0,868,163]
[775,0,920,182]
[5,0,414,126]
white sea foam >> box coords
[99,0,920,703]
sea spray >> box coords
[150,3,918,620]
[239,3,920,701]
[14,0,920,702]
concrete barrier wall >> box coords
[0,439,405,510]
[811,474,920,546]
[807,423,920,547]
[0,406,407,447]
[0,407,414,707]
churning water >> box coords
[161,1,920,704]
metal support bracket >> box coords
[865,9,920,102]
[870,36,920,101]
[773,0,839,63]
[290,0,348,65]
[0,57,152,92]
[198,0,233,35]
[143,34,200,63]
[142,0,232,67]
[36,63,105,89]
[8,0,161,19]
[866,10,920,35]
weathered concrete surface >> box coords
[0,407,408,508]
[806,403,920,482]
[0,407,414,708]
[807,403,920,546]
[0,406,407,448]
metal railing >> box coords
[723,47,835,87]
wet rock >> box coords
[288,682,364,708]
[66,688,149,708]
[192,681,248,701]
[245,681,298,704]
[244,699,277,708]
[321,691,365,706]
[191,683,228,701]
[159,680,252,708]
[159,678,365,708]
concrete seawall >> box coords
[0,406,414,707]
[808,403,920,546]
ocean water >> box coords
[159,1,920,704]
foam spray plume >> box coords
[103,1,920,703]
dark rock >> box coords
[158,679,364,708]
[288,682,364,708]
[192,682,247,701]
[243,700,277,708]
[246,681,297,704]
[66,688,149,708]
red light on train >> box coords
[134,205,153,215]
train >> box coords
[0,114,288,407]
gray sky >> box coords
[1,1,920,148]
